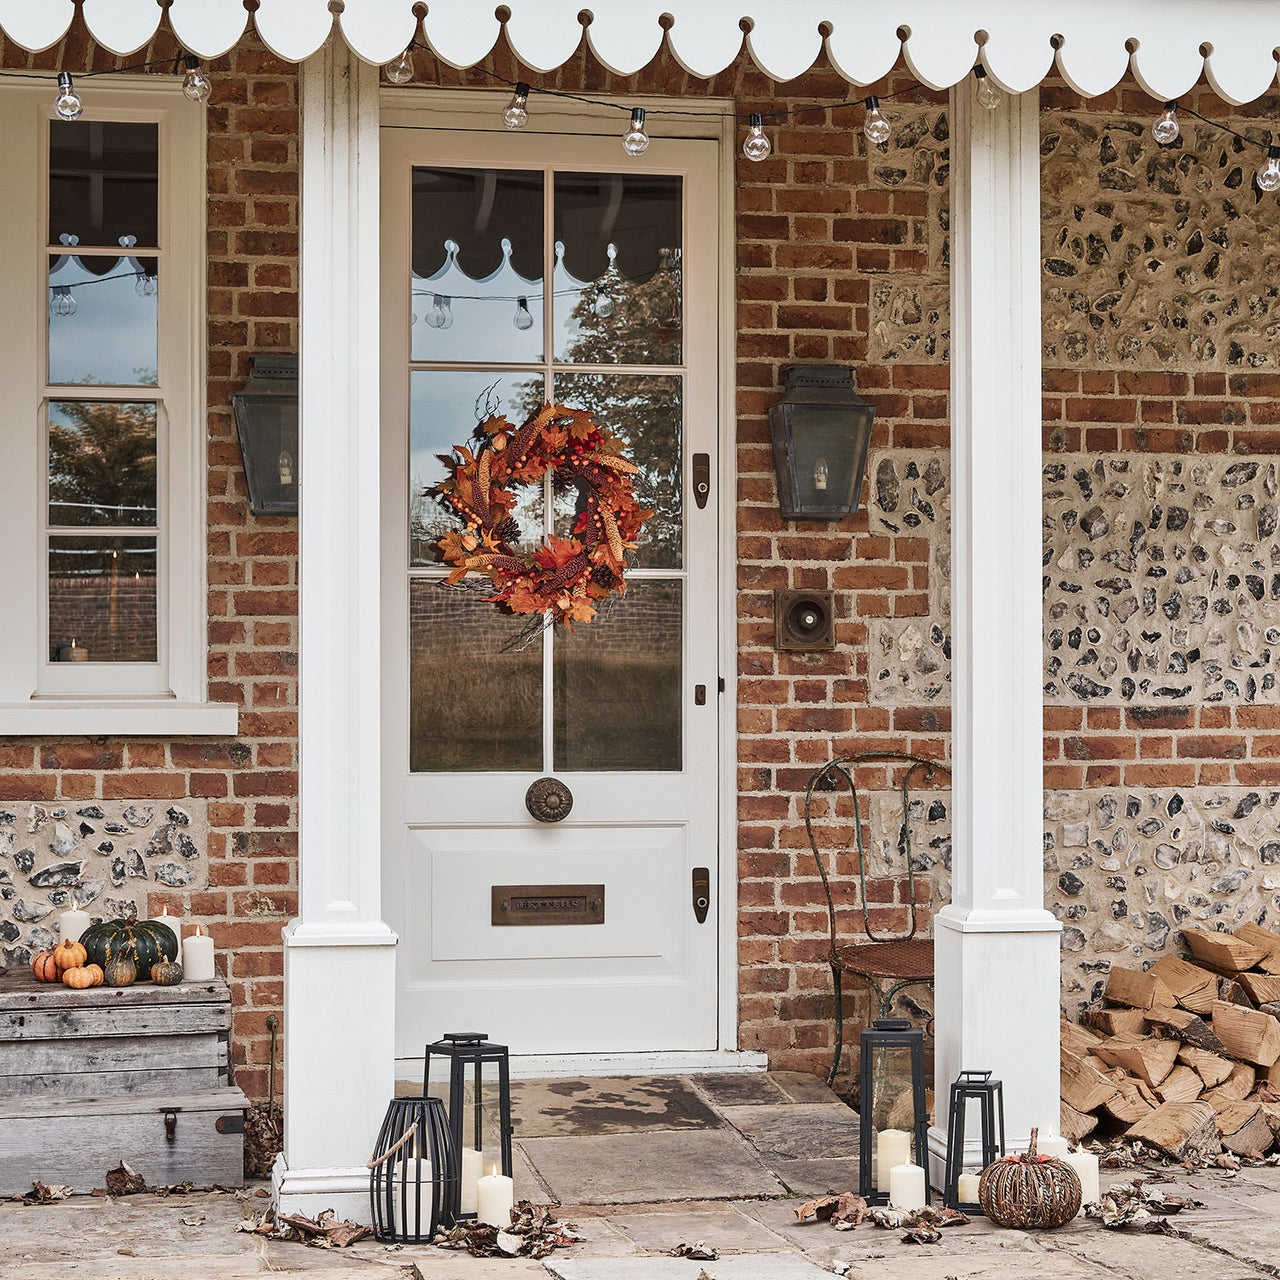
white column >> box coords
[931,83,1061,1177]
[274,35,397,1223]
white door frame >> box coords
[378,88,754,1072]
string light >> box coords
[1258,145,1280,193]
[181,56,212,103]
[384,46,415,85]
[50,286,77,317]
[973,66,1003,111]
[863,96,891,145]
[512,296,534,330]
[503,82,531,130]
[742,112,772,162]
[1153,101,1180,145]
[53,72,83,121]
[622,107,650,156]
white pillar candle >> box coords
[876,1128,911,1191]
[156,909,181,963]
[889,1161,927,1212]
[1037,1128,1070,1159]
[58,909,91,944]
[475,1164,514,1227]
[458,1146,482,1215]
[389,1158,432,1236]
[1063,1147,1099,1207]
[957,1170,982,1204]
[182,925,215,981]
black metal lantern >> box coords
[858,1018,930,1206]
[231,353,299,515]
[369,1096,458,1242]
[768,364,875,520]
[424,1031,514,1219]
[943,1070,1006,1212]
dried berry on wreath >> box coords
[433,403,653,626]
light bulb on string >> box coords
[513,296,534,330]
[742,112,772,162]
[503,82,530,130]
[1257,145,1280,193]
[593,287,615,319]
[426,294,446,329]
[50,286,76,318]
[973,66,1003,110]
[54,72,83,121]
[1152,102,1179,145]
[135,273,157,298]
[439,297,454,329]
[384,46,415,85]
[622,107,650,156]
[182,56,212,103]
[863,96,891,146]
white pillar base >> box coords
[272,1154,373,1224]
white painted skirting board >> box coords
[397,1049,768,1084]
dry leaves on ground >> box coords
[1087,1180,1204,1230]
[433,1201,582,1259]
[793,1193,868,1227]
[105,1162,148,1197]
[9,1181,73,1204]
[237,1207,372,1248]
[670,1241,719,1259]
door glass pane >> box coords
[49,400,157,527]
[554,172,682,366]
[49,254,158,386]
[410,581,542,772]
[552,373,682,570]
[49,535,157,662]
[410,370,546,566]
[49,121,158,248]
[411,167,544,363]
[554,579,682,772]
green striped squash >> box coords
[80,918,179,976]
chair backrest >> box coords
[803,750,951,945]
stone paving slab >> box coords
[545,1255,837,1280]
[604,1206,788,1255]
[690,1074,791,1108]
[769,1072,842,1105]
[510,1078,720,1139]
[720,1102,859,1161]
[765,1156,861,1195]
[517,1129,785,1204]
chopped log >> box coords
[1144,1005,1227,1054]
[1219,979,1256,1008]
[1105,966,1176,1011]
[1093,1034,1180,1087]
[1102,1077,1155,1125]
[1255,1100,1280,1139]
[1061,1046,1121,1114]
[1082,1005,1148,1038]
[1060,1017,1104,1059]
[1237,972,1280,1006]
[1215,1100,1274,1155]
[1183,929,1267,974]
[1060,1098,1099,1147]
[1177,1045,1235,1090]
[1135,1078,1161,1107]
[1127,1101,1221,1161]
[1148,955,1218,1015]
[1259,1002,1280,1021]
[1212,1000,1280,1068]
[1155,1064,1203,1104]
[1204,1063,1257,1105]
[1083,1053,1111,1075]
[1234,922,1280,974]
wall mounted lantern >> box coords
[768,364,875,521]
[232,353,299,516]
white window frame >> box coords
[0,77,235,735]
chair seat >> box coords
[831,937,934,981]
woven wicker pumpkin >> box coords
[978,1128,1082,1229]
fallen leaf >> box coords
[794,1194,842,1224]
[105,1163,148,1197]
[671,1241,719,1260]
[181,1215,206,1227]
[902,1226,942,1244]
[15,1182,73,1205]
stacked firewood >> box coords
[1061,922,1280,1162]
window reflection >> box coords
[48,254,158,386]
[48,535,157,663]
[48,401,157,527]
[49,121,158,248]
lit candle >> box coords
[889,1161,927,1211]
[957,1170,982,1204]
[182,925,215,981]
[389,1158,432,1237]
[59,907,91,944]
[157,908,181,964]
[876,1128,911,1191]
[458,1146,482,1215]
[475,1163,514,1227]
[1063,1146,1099,1208]
[1037,1127,1070,1159]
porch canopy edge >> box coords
[1,0,1277,105]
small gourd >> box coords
[53,938,88,974]
[62,963,105,989]
[150,959,184,986]
[104,954,138,987]
[978,1127,1082,1229]
[31,950,59,982]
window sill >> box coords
[0,700,239,737]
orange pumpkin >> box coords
[61,963,104,989]
[31,950,59,982]
[53,938,88,974]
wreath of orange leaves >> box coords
[433,403,654,626]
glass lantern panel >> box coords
[866,1043,920,1191]
[783,406,866,512]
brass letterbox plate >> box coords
[492,884,605,926]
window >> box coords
[0,78,233,733]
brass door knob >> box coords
[525,777,573,823]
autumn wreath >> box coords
[433,403,653,626]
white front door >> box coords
[380,123,722,1060]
